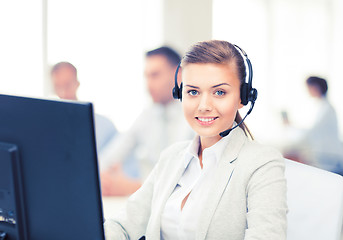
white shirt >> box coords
[160,134,232,240]
[99,101,194,179]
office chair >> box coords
[285,159,343,240]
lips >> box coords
[196,117,218,126]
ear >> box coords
[238,102,244,109]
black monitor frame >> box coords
[0,142,27,240]
[0,94,105,240]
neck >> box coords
[200,135,221,150]
[198,145,203,169]
[198,135,221,169]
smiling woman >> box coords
[180,40,256,140]
[104,40,287,240]
[182,63,243,149]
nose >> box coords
[198,93,212,112]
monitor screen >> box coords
[0,94,105,240]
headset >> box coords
[172,44,258,137]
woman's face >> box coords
[182,62,243,146]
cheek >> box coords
[72,85,78,92]
[182,99,197,121]
[216,96,241,118]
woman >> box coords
[104,40,287,240]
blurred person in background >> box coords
[51,62,118,153]
[100,46,194,196]
[282,76,343,174]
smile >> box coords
[196,117,218,125]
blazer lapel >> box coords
[148,148,187,238]
[196,128,247,240]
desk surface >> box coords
[102,196,128,219]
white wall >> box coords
[0,0,165,132]
[0,1,44,97]
[213,0,343,141]
[47,0,165,131]
[1,0,341,138]
[163,0,212,54]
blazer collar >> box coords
[149,127,247,239]
[221,126,247,163]
[149,148,188,237]
[196,127,247,240]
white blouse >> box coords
[160,135,231,240]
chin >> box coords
[194,129,222,138]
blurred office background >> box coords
[0,0,342,142]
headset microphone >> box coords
[219,101,255,137]
[172,44,258,138]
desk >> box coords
[102,196,128,219]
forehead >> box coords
[52,66,76,76]
[182,62,240,86]
[145,55,171,70]
[52,67,77,82]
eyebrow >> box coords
[185,83,231,89]
[212,83,231,88]
[185,84,200,89]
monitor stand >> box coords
[0,142,27,240]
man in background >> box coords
[282,76,343,174]
[51,62,117,153]
[100,47,194,195]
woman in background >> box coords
[104,40,287,240]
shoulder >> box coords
[162,140,190,154]
[159,141,190,161]
[154,141,190,170]
[140,104,163,117]
[232,140,286,198]
[95,113,113,124]
[237,140,285,172]
[129,104,162,128]
[94,114,116,131]
[242,140,283,160]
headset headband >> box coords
[233,44,253,90]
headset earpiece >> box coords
[248,88,258,103]
[172,62,182,101]
[172,86,179,99]
[234,44,257,106]
[178,82,183,100]
[172,82,183,100]
[240,85,258,106]
[240,83,249,106]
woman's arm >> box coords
[104,165,156,240]
[245,157,288,240]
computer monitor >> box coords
[0,94,105,240]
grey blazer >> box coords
[104,127,287,240]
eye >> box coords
[214,90,226,96]
[188,90,199,96]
